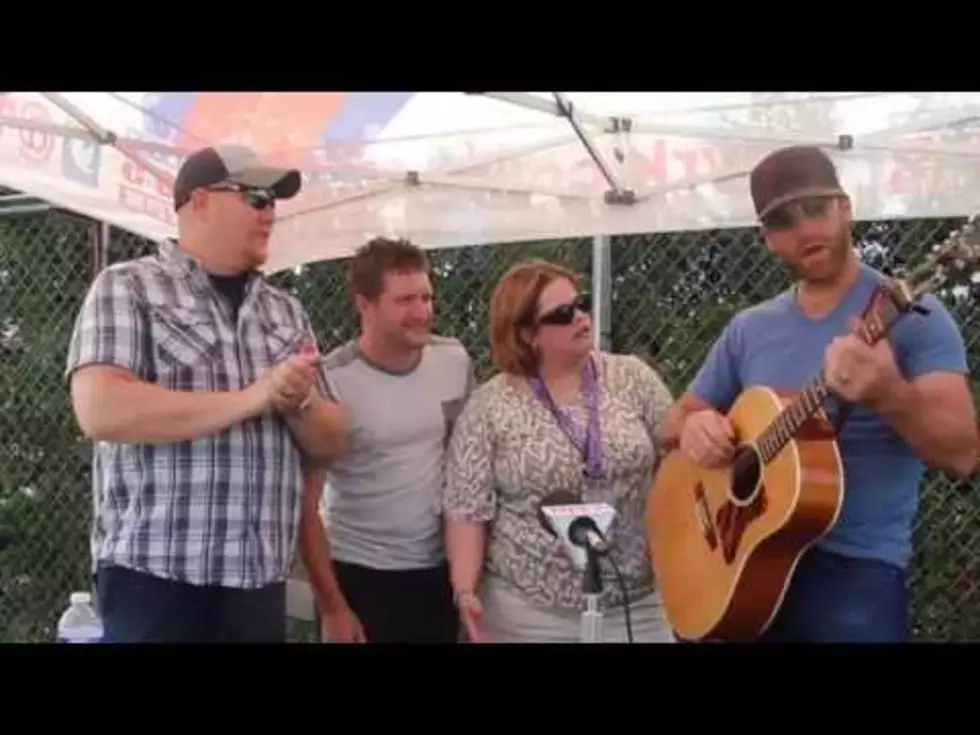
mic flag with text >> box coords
[537,490,617,571]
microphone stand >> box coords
[580,545,603,644]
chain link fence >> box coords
[0,204,976,642]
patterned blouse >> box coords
[441,351,674,611]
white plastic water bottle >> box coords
[56,591,103,643]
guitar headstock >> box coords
[850,215,979,349]
[906,214,980,298]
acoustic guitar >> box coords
[645,218,980,642]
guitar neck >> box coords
[755,281,911,464]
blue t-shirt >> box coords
[688,262,968,569]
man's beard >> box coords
[784,226,850,283]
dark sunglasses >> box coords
[207,183,277,210]
[761,196,833,230]
[536,294,591,326]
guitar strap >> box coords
[827,283,887,435]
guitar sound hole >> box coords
[729,444,762,507]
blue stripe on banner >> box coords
[142,93,196,141]
[319,92,412,142]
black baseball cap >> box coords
[749,145,846,220]
[173,144,302,211]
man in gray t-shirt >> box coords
[304,237,473,643]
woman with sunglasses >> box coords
[439,259,676,643]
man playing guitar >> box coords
[660,145,978,642]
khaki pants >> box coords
[478,574,676,644]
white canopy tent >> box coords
[1,91,979,278]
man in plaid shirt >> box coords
[65,144,349,642]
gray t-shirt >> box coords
[320,336,474,570]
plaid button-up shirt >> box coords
[65,240,327,589]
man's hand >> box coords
[824,317,977,475]
[824,317,903,409]
[269,337,349,465]
[268,355,319,413]
[679,409,736,467]
[252,340,321,415]
[321,603,367,643]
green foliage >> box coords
[0,212,96,641]
[0,207,976,642]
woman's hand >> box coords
[456,590,489,643]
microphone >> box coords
[568,516,610,556]
[537,491,635,643]
[537,490,617,572]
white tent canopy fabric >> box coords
[1,91,979,274]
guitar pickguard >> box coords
[716,489,767,564]
[691,479,767,563]
[692,482,718,551]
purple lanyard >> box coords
[529,355,604,481]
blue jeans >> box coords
[759,546,910,643]
[96,563,285,643]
